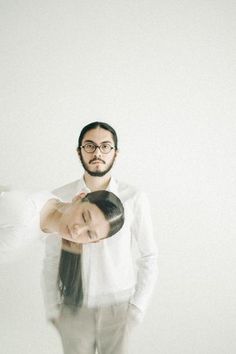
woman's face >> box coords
[58,199,110,244]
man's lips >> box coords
[89,159,105,164]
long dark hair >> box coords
[57,190,124,308]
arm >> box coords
[40,234,62,321]
[0,190,81,264]
[0,191,37,264]
[0,191,63,264]
[129,192,158,319]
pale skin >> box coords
[77,127,118,191]
[40,193,110,254]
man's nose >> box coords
[93,147,102,157]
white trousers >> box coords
[55,302,135,354]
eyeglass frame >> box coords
[79,142,116,154]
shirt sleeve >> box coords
[0,190,58,264]
[40,234,62,320]
[129,191,158,313]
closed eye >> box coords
[82,213,92,239]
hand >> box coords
[127,303,144,329]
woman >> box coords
[40,190,125,310]
[40,190,124,246]
[0,190,124,263]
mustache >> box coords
[89,157,105,164]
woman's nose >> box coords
[71,224,87,236]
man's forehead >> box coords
[82,128,114,143]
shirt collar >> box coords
[76,176,119,196]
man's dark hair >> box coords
[77,122,118,150]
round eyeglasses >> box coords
[80,143,115,154]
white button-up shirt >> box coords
[41,177,158,319]
[0,190,54,263]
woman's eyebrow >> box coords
[88,230,98,240]
[87,210,92,221]
[87,210,98,239]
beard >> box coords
[79,154,116,177]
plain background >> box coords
[0,0,235,353]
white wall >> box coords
[0,0,235,353]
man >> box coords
[42,122,158,354]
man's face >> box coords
[78,127,117,177]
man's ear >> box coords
[72,192,87,203]
[76,147,81,157]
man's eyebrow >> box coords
[83,139,113,144]
[83,140,95,144]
